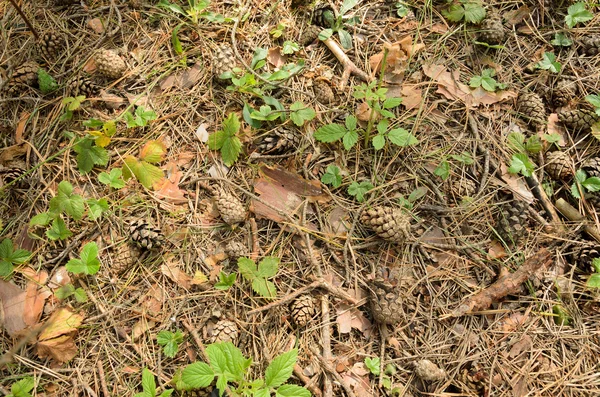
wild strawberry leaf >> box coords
[140,140,167,164]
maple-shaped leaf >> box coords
[140,139,167,164]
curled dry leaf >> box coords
[267,47,286,68]
[154,162,187,203]
[160,256,193,289]
[155,62,203,93]
[23,268,52,327]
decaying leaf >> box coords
[498,163,535,203]
[155,62,204,93]
[0,280,27,336]
[335,288,372,336]
[36,307,84,363]
[341,363,373,397]
[267,47,286,68]
[23,268,52,327]
[160,256,193,289]
[154,162,187,203]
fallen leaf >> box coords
[470,86,517,106]
[260,165,322,196]
[500,312,528,333]
[398,35,425,58]
[139,284,164,316]
[356,101,378,122]
[15,111,30,144]
[0,143,28,164]
[83,57,97,74]
[546,113,567,146]
[498,163,535,203]
[488,240,507,260]
[124,93,153,109]
[0,280,27,336]
[37,334,79,363]
[23,269,51,327]
[192,271,208,285]
[430,23,448,34]
[369,41,408,84]
[400,84,423,109]
[336,289,372,336]
[132,318,155,341]
[326,206,350,237]
[36,307,84,363]
[508,334,532,358]
[505,6,530,25]
[155,62,203,93]
[195,123,209,142]
[87,18,104,34]
[160,258,193,289]
[48,267,71,289]
[154,162,187,203]
[267,47,286,68]
[100,91,125,109]
[341,363,374,397]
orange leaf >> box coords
[38,308,84,341]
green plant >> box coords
[505,132,543,178]
[398,186,427,210]
[321,164,343,188]
[585,94,600,117]
[123,140,167,189]
[66,242,101,275]
[348,181,373,202]
[433,151,476,181]
[157,0,229,24]
[38,69,58,94]
[55,283,88,302]
[565,2,593,29]
[73,136,109,173]
[552,304,572,326]
[469,68,507,92]
[587,258,600,289]
[364,358,400,393]
[6,377,35,397]
[208,113,243,167]
[135,368,174,397]
[270,22,286,38]
[181,342,310,397]
[536,52,561,73]
[124,106,158,128]
[99,168,127,189]
[317,0,361,49]
[442,0,486,24]
[215,271,236,290]
[551,32,572,47]
[508,153,536,177]
[61,95,86,121]
[571,169,600,199]
[238,256,279,298]
[157,330,184,358]
[391,1,410,17]
[0,238,31,277]
[282,41,300,55]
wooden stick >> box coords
[286,336,323,397]
[310,346,357,397]
[96,360,110,397]
[555,198,600,242]
[322,37,372,89]
[525,172,564,231]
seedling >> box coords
[507,132,542,155]
[66,241,101,275]
[98,168,127,189]
[238,256,279,298]
[55,283,88,303]
[587,258,600,289]
[135,368,174,397]
[364,357,400,393]
[157,330,184,358]
[0,238,31,277]
[536,52,561,73]
[270,22,286,38]
[181,342,310,397]
[348,181,373,203]
[317,0,361,49]
[157,0,229,25]
[123,106,158,128]
[469,68,507,92]
[565,2,593,29]
[551,32,572,47]
[508,153,535,177]
[61,95,86,121]
[571,169,600,199]
[214,271,236,290]
[434,152,476,181]
[398,186,428,210]
[442,0,486,24]
[5,377,35,397]
[321,164,343,188]
[282,41,300,55]
[208,113,243,167]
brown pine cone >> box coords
[580,34,600,56]
[574,243,600,273]
[111,243,141,274]
[213,45,238,78]
[209,319,239,344]
[95,49,127,79]
[312,3,334,28]
[129,218,164,250]
[214,189,246,225]
[67,76,100,97]
[558,109,599,133]
[548,79,576,108]
[545,151,573,180]
[0,167,28,188]
[495,200,529,245]
[581,158,600,178]
[447,177,477,202]
[37,31,64,60]
[368,279,403,325]
[224,240,247,262]
[299,25,322,46]
[361,206,411,243]
[517,92,546,127]
[290,295,317,327]
[3,61,39,95]
[477,13,504,45]
[254,127,301,154]
[313,78,335,104]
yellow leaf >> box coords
[95,135,111,147]
[140,139,167,164]
[38,308,84,341]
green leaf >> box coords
[251,48,268,69]
[73,138,109,174]
[348,181,373,202]
[157,0,185,15]
[525,136,543,154]
[552,304,572,326]
[30,212,53,227]
[342,129,359,150]
[55,283,76,300]
[340,0,359,15]
[372,134,386,150]
[238,257,257,281]
[543,133,561,144]
[463,1,486,23]
[47,218,72,240]
[508,153,535,177]
[255,388,270,397]
[592,258,600,273]
[206,342,246,381]
[318,28,333,41]
[345,115,357,131]
[442,3,464,22]
[257,256,279,278]
[87,198,109,221]
[134,106,158,127]
[585,94,600,110]
[582,177,600,192]
[157,330,183,358]
[243,103,262,128]
[408,186,428,202]
[536,52,561,73]
[124,157,165,189]
[214,271,236,290]
[551,32,572,47]
[275,385,311,397]
[252,278,277,298]
[220,135,242,166]
[507,132,526,153]
[38,69,58,94]
[53,181,85,220]
[11,377,35,397]
[565,2,593,28]
[387,128,418,146]
[314,124,347,143]
[73,287,88,302]
[282,41,300,55]
[321,165,342,188]
[434,160,450,180]
[338,29,353,50]
[450,152,474,165]
[208,130,227,150]
[98,168,126,189]
[571,181,582,199]
[364,357,381,375]
[157,391,174,397]
[142,368,157,397]
[289,102,315,126]
[66,242,100,275]
[382,97,402,109]
[182,362,215,388]
[265,349,297,388]
[171,24,184,55]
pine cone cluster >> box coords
[517,92,546,128]
[290,295,317,327]
[545,151,573,180]
[255,128,300,155]
[580,34,600,56]
[129,218,164,250]
[558,109,599,133]
[111,243,141,274]
[95,49,127,79]
[313,78,335,104]
[209,319,239,344]
[477,13,505,45]
[67,76,100,98]
[361,206,411,243]
[37,32,64,60]
[3,62,39,96]
[213,188,246,225]
[447,177,477,202]
[495,200,529,245]
[224,240,247,262]
[368,279,403,325]
[213,45,238,78]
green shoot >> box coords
[214,271,236,290]
[348,181,373,202]
[135,368,174,397]
[208,113,243,167]
[565,2,593,29]
[157,330,184,358]
[469,68,507,92]
[66,241,101,275]
[536,52,561,73]
[238,256,279,298]
[321,165,343,188]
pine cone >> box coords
[368,279,403,325]
[111,243,141,274]
[3,62,39,95]
[581,157,600,178]
[129,218,164,250]
[361,206,411,243]
[213,45,238,78]
[548,79,576,108]
[67,76,100,97]
[313,78,335,104]
[545,151,573,180]
[477,14,504,45]
[209,319,239,344]
[37,31,64,60]
[495,200,529,245]
[290,295,317,327]
[447,177,477,202]
[299,25,322,46]
[214,189,246,225]
[0,167,28,188]
[558,109,599,133]
[255,127,300,154]
[312,3,335,27]
[574,243,600,273]
[580,34,600,56]
[457,363,488,395]
[517,92,546,127]
[95,49,127,79]
[224,240,247,261]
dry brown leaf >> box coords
[267,47,286,68]
[430,23,449,34]
[508,334,532,358]
[470,86,517,106]
[326,206,350,237]
[546,113,567,146]
[498,163,535,203]
[260,165,322,196]
[192,271,208,285]
[369,41,408,84]
[87,18,104,34]
[132,318,155,341]
[505,6,531,25]
[500,312,528,333]
[0,280,27,336]
[23,269,51,327]
[140,284,164,316]
[398,35,425,58]
[487,240,507,260]
[160,258,193,289]
[38,307,84,341]
[336,288,372,336]
[15,111,30,144]
[83,57,96,74]
[37,334,79,363]
[156,62,203,92]
[195,123,209,142]
[400,83,423,109]
[0,143,28,164]
[155,162,187,203]
[341,363,373,397]
[356,101,377,122]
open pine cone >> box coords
[3,62,39,96]
[313,78,335,104]
[290,295,317,327]
[495,200,529,245]
[558,109,599,133]
[213,45,238,78]
[129,218,164,250]
[361,206,411,243]
[545,151,573,180]
[477,13,504,45]
[368,279,403,325]
[209,319,239,344]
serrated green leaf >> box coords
[282,41,300,55]
[463,2,486,23]
[141,368,157,397]
[88,198,109,220]
[252,278,277,298]
[342,129,359,150]
[372,134,386,150]
[348,181,373,202]
[582,177,600,192]
[98,168,126,189]
[74,138,109,174]
[30,212,53,227]
[565,2,593,28]
[434,161,450,180]
[314,124,347,143]
[11,377,35,397]
[257,256,279,278]
[537,52,561,73]
[525,136,543,154]
[508,153,535,177]
[157,390,174,397]
[214,271,236,290]
[382,97,402,109]
[364,357,380,375]
[387,128,418,146]
[592,258,600,273]
[157,330,183,358]
[182,362,215,388]
[208,130,227,150]
[73,287,88,302]
[321,165,342,188]
[265,349,297,388]
[275,384,311,397]
[66,242,100,275]
[585,94,600,110]
[38,69,59,94]
[47,217,72,240]
[289,102,315,126]
[442,4,465,22]
[220,135,242,166]
[551,32,572,47]
[124,157,165,189]
[238,257,257,281]
[571,181,581,199]
[507,132,526,152]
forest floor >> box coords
[1,0,600,396]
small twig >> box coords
[310,346,357,397]
[181,320,208,361]
[322,37,372,89]
[96,360,110,397]
[249,218,259,261]
[7,0,38,40]
[46,229,101,265]
[321,295,333,397]
[555,198,600,242]
[525,172,564,231]
[286,337,323,397]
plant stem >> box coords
[7,0,38,40]
[364,48,389,146]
